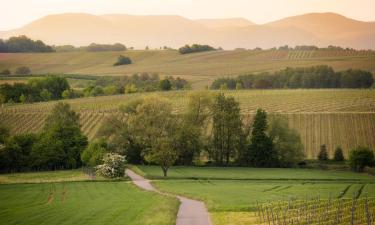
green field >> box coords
[135,166,375,224]
[0,171,178,225]
[1,50,375,88]
[1,89,375,157]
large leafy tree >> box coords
[247,109,277,167]
[210,93,242,166]
[31,103,87,170]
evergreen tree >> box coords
[318,145,329,161]
[247,109,277,167]
[333,146,345,161]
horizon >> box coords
[1,0,375,30]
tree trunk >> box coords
[162,166,168,177]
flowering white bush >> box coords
[96,153,126,178]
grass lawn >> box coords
[0,169,98,184]
[135,166,375,224]
[0,182,178,225]
[135,165,374,181]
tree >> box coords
[247,109,277,167]
[15,66,31,75]
[210,93,242,165]
[318,145,329,161]
[0,124,9,145]
[19,94,26,103]
[113,55,132,66]
[0,69,11,75]
[268,115,304,167]
[31,103,87,170]
[40,89,52,101]
[96,153,126,178]
[130,97,179,176]
[81,138,108,167]
[159,79,172,91]
[349,146,374,172]
[333,146,345,162]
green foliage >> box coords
[349,146,374,172]
[31,103,87,170]
[210,93,242,165]
[268,115,304,167]
[0,133,37,172]
[103,85,121,95]
[96,153,126,178]
[81,138,108,167]
[179,44,216,54]
[0,69,11,75]
[211,65,374,89]
[318,145,329,161]
[15,66,31,75]
[159,79,172,91]
[333,146,345,162]
[87,43,126,52]
[0,124,9,144]
[247,109,277,167]
[0,35,53,53]
[113,55,132,66]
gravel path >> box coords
[125,169,212,225]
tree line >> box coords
[178,44,217,54]
[0,36,53,53]
[0,93,373,176]
[211,65,374,90]
[0,76,70,104]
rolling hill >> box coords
[1,12,375,49]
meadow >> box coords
[0,170,178,225]
[1,89,375,157]
[1,49,375,88]
[134,166,375,225]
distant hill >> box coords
[1,12,375,49]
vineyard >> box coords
[1,90,375,158]
[1,49,374,88]
[256,196,375,225]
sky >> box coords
[1,0,375,30]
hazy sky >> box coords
[1,0,375,30]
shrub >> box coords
[0,69,11,75]
[15,66,31,75]
[159,79,172,91]
[349,146,374,172]
[178,44,216,54]
[333,146,345,161]
[113,55,132,66]
[96,153,126,178]
[81,138,108,167]
[318,145,329,161]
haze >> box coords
[2,0,375,30]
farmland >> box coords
[134,166,375,225]
[0,170,178,225]
[1,49,375,88]
[1,89,375,157]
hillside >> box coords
[1,12,375,49]
[1,90,375,158]
[0,49,374,88]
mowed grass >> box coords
[134,166,375,224]
[0,169,96,184]
[1,50,375,88]
[136,165,374,181]
[0,181,179,225]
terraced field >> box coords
[1,89,375,157]
[1,50,374,88]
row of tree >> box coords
[178,44,216,54]
[0,36,53,53]
[211,66,374,89]
[0,76,70,103]
[0,103,87,172]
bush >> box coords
[159,79,172,91]
[81,138,108,167]
[0,69,11,75]
[15,66,31,75]
[318,145,329,161]
[178,44,216,54]
[333,146,345,161]
[96,153,126,178]
[349,146,374,172]
[113,55,132,66]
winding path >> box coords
[125,169,212,225]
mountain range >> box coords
[1,12,375,49]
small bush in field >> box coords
[113,55,132,66]
[318,145,329,161]
[333,146,345,161]
[349,146,374,172]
